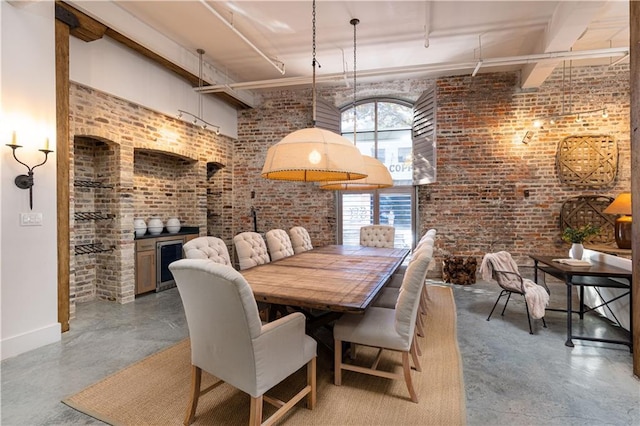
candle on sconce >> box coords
[11,131,17,146]
[44,138,49,151]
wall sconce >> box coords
[521,131,533,144]
[6,132,53,210]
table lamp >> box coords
[603,192,632,249]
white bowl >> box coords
[166,217,181,234]
[148,226,163,235]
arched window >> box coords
[338,99,415,248]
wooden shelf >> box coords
[584,243,632,257]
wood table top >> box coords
[529,254,632,278]
[240,245,410,313]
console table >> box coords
[530,254,632,351]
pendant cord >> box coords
[312,0,317,124]
[197,48,205,120]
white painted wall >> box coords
[1,1,61,360]
[69,36,239,138]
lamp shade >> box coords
[602,192,631,215]
[261,128,368,182]
[319,155,393,190]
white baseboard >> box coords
[1,323,61,361]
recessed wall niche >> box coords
[133,149,199,227]
[73,137,118,302]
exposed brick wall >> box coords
[235,64,630,272]
[235,90,339,264]
[424,64,630,267]
[68,62,630,309]
[69,83,233,312]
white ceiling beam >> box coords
[521,1,605,89]
[196,47,628,92]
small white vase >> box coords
[133,218,147,237]
[569,243,584,260]
[166,217,181,234]
[148,217,164,235]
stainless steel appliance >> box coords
[156,239,183,291]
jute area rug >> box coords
[63,285,466,425]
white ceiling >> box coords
[73,1,630,92]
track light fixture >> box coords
[532,106,608,128]
[176,110,220,135]
[176,49,221,136]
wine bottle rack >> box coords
[74,243,115,255]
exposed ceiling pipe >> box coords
[195,46,628,93]
[198,0,285,75]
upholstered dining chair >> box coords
[386,230,436,288]
[265,229,295,261]
[289,226,313,254]
[169,259,317,426]
[333,250,432,403]
[480,251,550,335]
[374,245,434,308]
[373,244,434,347]
[183,236,232,266]
[234,232,270,270]
[359,225,395,248]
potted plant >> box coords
[562,224,600,259]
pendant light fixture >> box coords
[261,0,367,182]
[320,18,393,191]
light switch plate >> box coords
[20,212,43,226]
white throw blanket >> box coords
[479,252,549,319]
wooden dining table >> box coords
[239,245,410,314]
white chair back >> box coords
[233,232,270,270]
[265,229,295,261]
[394,251,432,344]
[183,236,232,266]
[289,226,313,254]
[169,259,317,403]
[359,225,395,248]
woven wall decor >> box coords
[556,135,617,187]
[560,195,615,244]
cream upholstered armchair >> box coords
[169,259,317,425]
[234,232,270,270]
[333,250,432,403]
[289,226,313,254]
[265,229,295,261]
[183,236,232,266]
[359,225,395,248]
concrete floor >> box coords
[1,276,639,425]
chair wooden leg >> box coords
[413,328,422,356]
[307,357,317,409]
[410,339,422,372]
[334,339,342,386]
[402,352,418,403]
[249,395,263,426]
[416,314,425,338]
[184,366,201,426]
